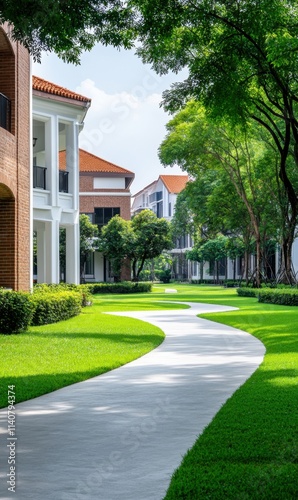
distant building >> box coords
[132,174,192,280]
[79,149,134,281]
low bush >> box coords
[34,283,93,307]
[236,287,258,297]
[0,290,33,334]
[30,291,82,326]
[87,282,152,294]
[258,288,298,306]
[159,269,172,284]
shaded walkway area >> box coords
[0,302,265,500]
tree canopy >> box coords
[0,0,134,63]
[159,101,288,285]
[99,210,173,281]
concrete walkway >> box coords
[0,302,265,500]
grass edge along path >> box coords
[0,296,188,408]
[158,285,298,500]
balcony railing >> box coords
[59,170,69,193]
[0,93,11,132]
[33,165,47,190]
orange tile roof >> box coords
[59,149,134,175]
[159,175,189,193]
[32,76,91,103]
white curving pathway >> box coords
[0,302,265,500]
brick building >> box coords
[78,149,134,281]
[0,24,30,291]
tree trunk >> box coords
[254,236,262,288]
[278,233,296,284]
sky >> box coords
[32,44,187,194]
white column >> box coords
[44,220,60,284]
[36,222,46,284]
[65,223,80,284]
[45,117,59,207]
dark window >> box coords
[33,165,47,189]
[59,171,69,193]
[169,202,172,217]
[0,93,11,132]
[156,201,163,218]
[85,252,95,276]
[95,207,120,229]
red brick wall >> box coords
[80,194,132,221]
[0,25,30,291]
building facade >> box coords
[32,77,91,284]
[0,24,31,291]
[79,149,134,281]
[131,175,192,280]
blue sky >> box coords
[33,44,186,193]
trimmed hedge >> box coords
[30,291,82,326]
[258,288,298,306]
[0,290,33,334]
[34,283,93,307]
[236,287,258,297]
[87,282,152,294]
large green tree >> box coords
[133,0,298,281]
[99,210,173,281]
[160,102,283,285]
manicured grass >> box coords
[1,283,297,498]
[154,285,298,499]
[0,295,186,408]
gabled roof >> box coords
[159,175,189,194]
[132,180,157,198]
[32,76,91,103]
[78,149,134,175]
[59,149,134,177]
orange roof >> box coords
[32,76,91,103]
[159,175,189,193]
[59,149,134,175]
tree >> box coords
[133,1,298,282]
[159,101,286,286]
[0,1,133,63]
[99,210,173,281]
[98,215,132,281]
[130,210,173,281]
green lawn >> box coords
[1,284,297,498]
[0,296,187,408]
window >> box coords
[85,252,95,276]
[94,207,120,229]
[169,202,172,217]
[59,171,69,193]
[0,93,11,132]
[156,201,163,218]
[33,165,47,189]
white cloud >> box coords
[77,79,183,193]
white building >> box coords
[132,174,193,279]
[32,76,91,284]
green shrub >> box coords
[87,282,152,294]
[258,288,298,306]
[159,269,171,284]
[34,283,93,307]
[30,291,82,326]
[236,287,258,297]
[0,290,33,334]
